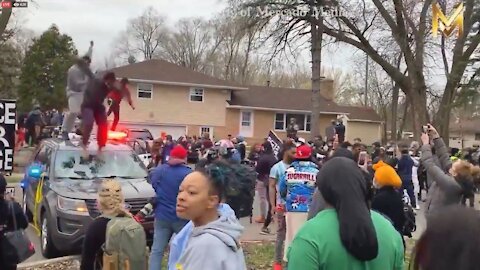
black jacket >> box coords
[371,187,405,233]
[255,153,277,183]
[0,199,29,269]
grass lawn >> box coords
[161,239,416,269]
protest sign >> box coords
[0,99,16,172]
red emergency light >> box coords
[108,131,127,140]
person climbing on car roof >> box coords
[107,77,135,131]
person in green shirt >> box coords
[287,157,404,270]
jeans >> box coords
[62,92,83,134]
[107,101,120,131]
[256,180,268,218]
[404,182,416,208]
[149,219,188,270]
[275,211,286,263]
[81,105,108,148]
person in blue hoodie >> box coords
[174,160,246,270]
[397,146,417,209]
[161,135,175,164]
[278,144,319,263]
[167,203,235,270]
[149,145,192,270]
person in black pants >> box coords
[107,78,134,131]
[81,179,130,270]
[0,174,29,270]
[255,142,277,234]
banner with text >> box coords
[267,130,283,159]
[1,99,16,172]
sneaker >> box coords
[260,227,270,235]
[273,262,283,270]
[415,205,420,210]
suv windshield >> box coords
[54,150,148,180]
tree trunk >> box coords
[399,97,409,140]
[382,106,388,144]
[310,17,323,140]
[391,83,400,142]
[0,0,13,39]
[409,87,429,139]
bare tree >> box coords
[116,7,167,61]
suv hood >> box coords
[50,178,155,200]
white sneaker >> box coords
[415,205,420,210]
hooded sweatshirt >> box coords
[168,204,235,270]
[174,213,246,270]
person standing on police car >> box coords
[61,41,93,140]
[287,118,299,140]
[107,78,135,131]
[0,174,29,270]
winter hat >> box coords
[372,160,402,188]
[170,145,188,160]
[98,179,126,216]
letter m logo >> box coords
[432,2,464,38]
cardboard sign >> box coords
[267,130,283,159]
[0,99,16,172]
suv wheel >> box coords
[22,191,33,222]
[40,214,61,258]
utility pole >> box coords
[365,53,369,107]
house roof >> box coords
[450,118,480,133]
[228,85,382,122]
[109,59,247,90]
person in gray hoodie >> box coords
[420,124,472,219]
[61,41,93,140]
[175,161,246,270]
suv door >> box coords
[26,144,52,215]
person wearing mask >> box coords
[107,77,135,131]
[256,142,277,233]
[287,157,404,270]
[371,161,405,237]
[80,179,130,270]
[149,145,191,270]
[0,174,29,270]
[278,144,319,264]
[412,206,480,270]
[420,124,474,217]
[25,104,45,146]
[61,42,94,140]
[174,161,246,270]
[161,135,175,164]
[398,146,418,210]
[269,142,296,270]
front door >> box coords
[239,110,253,138]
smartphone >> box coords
[358,151,367,166]
[422,125,429,133]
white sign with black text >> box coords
[0,99,16,172]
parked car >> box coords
[21,138,155,258]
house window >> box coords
[274,113,312,132]
[475,133,480,140]
[241,111,252,127]
[137,83,152,99]
[190,88,204,102]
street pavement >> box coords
[7,180,430,264]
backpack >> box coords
[102,216,149,270]
[224,163,257,220]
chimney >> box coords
[267,80,270,87]
[320,78,334,101]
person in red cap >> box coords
[278,143,319,265]
[149,145,192,269]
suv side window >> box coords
[34,145,52,173]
